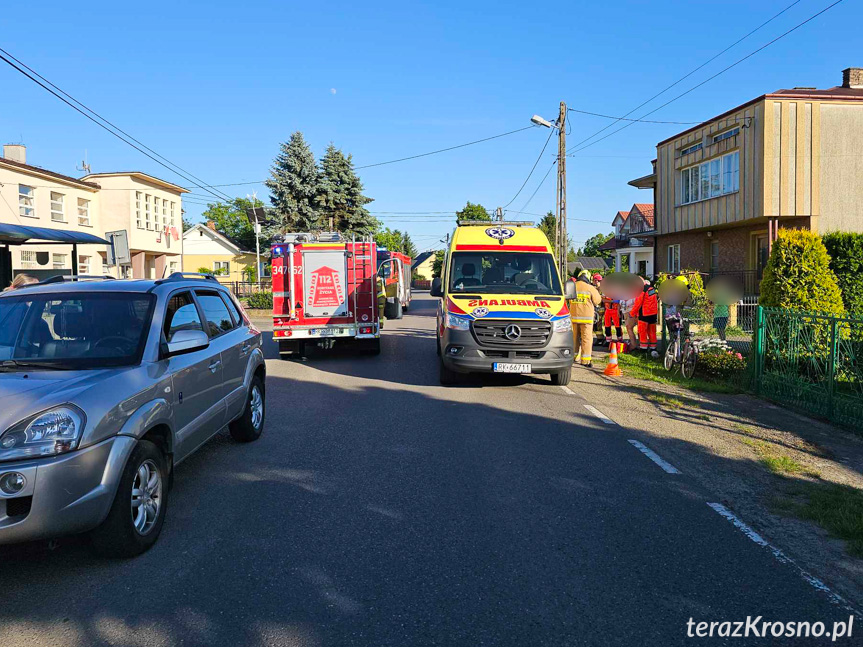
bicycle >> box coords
[663,313,698,378]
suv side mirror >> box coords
[430,277,443,298]
[564,280,576,300]
[165,329,210,357]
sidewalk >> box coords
[571,338,863,608]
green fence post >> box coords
[827,316,838,421]
[661,303,667,353]
[754,306,764,396]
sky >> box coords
[2,0,861,255]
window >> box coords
[50,192,65,222]
[136,192,143,228]
[713,127,740,144]
[76,198,90,226]
[145,194,152,230]
[710,241,719,271]
[448,252,561,295]
[79,255,90,274]
[18,185,35,217]
[667,245,680,273]
[52,253,66,270]
[196,290,235,337]
[163,292,204,343]
[102,255,109,275]
[679,151,739,204]
[221,293,243,327]
[170,202,176,226]
[162,199,168,226]
[169,261,178,274]
[213,261,230,275]
[679,142,702,156]
[20,250,36,269]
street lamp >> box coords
[530,115,555,129]
[530,105,567,280]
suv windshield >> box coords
[0,292,155,369]
[448,252,561,295]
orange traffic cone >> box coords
[604,342,623,377]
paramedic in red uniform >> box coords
[630,280,659,356]
[601,293,623,346]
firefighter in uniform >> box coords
[376,275,387,327]
[568,270,602,367]
[630,280,659,356]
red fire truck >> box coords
[271,233,381,357]
[377,248,412,317]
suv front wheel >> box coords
[90,440,168,557]
[229,374,266,442]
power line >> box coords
[566,108,702,124]
[514,161,556,213]
[502,126,555,208]
[0,47,234,204]
[568,0,844,156]
[565,0,805,153]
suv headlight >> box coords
[0,406,85,462]
[445,313,471,331]
[553,317,572,332]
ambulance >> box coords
[270,232,382,357]
[430,221,577,385]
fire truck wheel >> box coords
[550,368,572,386]
[438,354,459,386]
[229,375,266,442]
[360,338,381,355]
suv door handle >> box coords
[208,360,221,373]
[240,341,251,356]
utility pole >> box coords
[248,191,262,289]
[556,101,567,280]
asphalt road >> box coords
[1,293,857,646]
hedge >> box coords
[822,232,863,317]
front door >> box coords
[163,290,225,461]
[755,235,769,278]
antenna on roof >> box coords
[76,150,91,175]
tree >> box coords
[316,143,377,235]
[375,227,404,251]
[538,211,556,248]
[401,231,418,258]
[201,197,264,251]
[432,250,445,278]
[759,229,844,315]
[265,132,321,236]
[577,232,614,258]
[182,215,196,232]
[455,201,491,222]
[822,232,863,316]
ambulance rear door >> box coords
[302,250,349,318]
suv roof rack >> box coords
[456,220,534,227]
[37,275,117,285]
[154,272,220,285]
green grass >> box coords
[732,423,755,435]
[645,393,685,409]
[608,352,741,394]
[775,484,863,558]
[740,438,821,478]
[697,413,712,421]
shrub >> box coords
[656,270,710,322]
[246,291,273,310]
[697,347,746,380]
[759,230,844,316]
[197,266,212,275]
[822,232,863,316]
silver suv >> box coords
[0,274,265,556]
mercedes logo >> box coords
[504,324,522,340]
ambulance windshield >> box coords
[449,252,561,295]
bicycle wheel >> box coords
[663,339,676,371]
[681,344,697,379]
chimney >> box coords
[206,220,217,231]
[3,144,26,164]
[842,67,863,89]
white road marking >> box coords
[584,405,616,425]
[559,385,575,396]
[627,439,681,474]
[707,503,860,615]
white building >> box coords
[599,203,656,276]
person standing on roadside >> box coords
[630,279,659,357]
[568,270,602,368]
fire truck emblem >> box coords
[484,227,515,241]
[534,308,552,319]
[472,307,489,318]
[307,266,344,309]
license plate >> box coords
[311,328,341,337]
[493,363,532,374]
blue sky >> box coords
[2,0,860,254]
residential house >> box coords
[566,256,612,276]
[183,222,256,282]
[598,204,656,275]
[631,67,863,295]
[411,251,436,280]
[0,144,186,282]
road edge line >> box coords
[627,439,681,474]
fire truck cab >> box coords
[271,232,381,357]
[377,248,411,319]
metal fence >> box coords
[755,307,863,431]
[222,280,272,298]
[661,301,753,358]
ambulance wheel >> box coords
[438,354,459,386]
[550,368,571,386]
